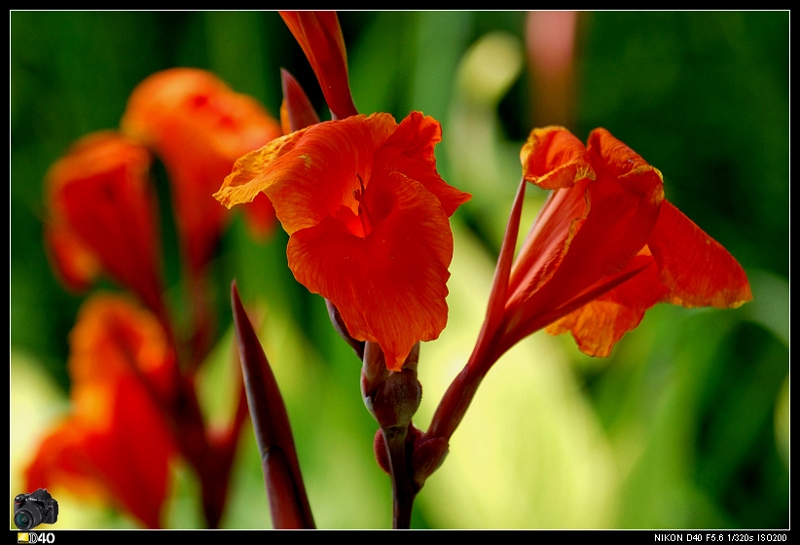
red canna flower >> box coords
[427,126,753,445]
[215,111,471,371]
[43,132,167,321]
[279,11,357,120]
[120,68,283,271]
[25,294,178,529]
[475,126,753,368]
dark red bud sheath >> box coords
[279,11,358,120]
[410,436,449,489]
[280,68,321,133]
[230,281,315,529]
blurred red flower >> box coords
[43,132,167,321]
[120,68,283,271]
[36,68,275,527]
[25,295,178,529]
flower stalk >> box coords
[360,342,421,529]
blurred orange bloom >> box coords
[43,132,166,319]
[120,68,283,271]
[215,112,471,371]
[25,295,178,529]
[476,126,752,366]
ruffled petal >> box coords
[586,127,660,182]
[382,111,441,169]
[481,126,752,365]
[373,113,471,216]
[287,172,453,371]
[217,113,396,234]
[218,111,468,370]
[214,128,307,205]
[508,125,596,305]
[648,200,753,309]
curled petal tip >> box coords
[521,126,595,189]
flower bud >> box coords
[361,343,422,430]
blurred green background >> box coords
[10,11,788,529]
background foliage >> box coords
[10,11,789,529]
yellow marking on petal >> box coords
[214,128,308,208]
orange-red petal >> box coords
[508,126,597,308]
[43,222,101,292]
[539,129,750,357]
[545,201,753,357]
[288,172,453,371]
[544,253,666,356]
[26,378,175,529]
[484,125,752,363]
[216,113,397,234]
[375,112,471,217]
[507,177,591,304]
[648,200,753,309]
[68,294,177,404]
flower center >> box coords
[352,173,374,237]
